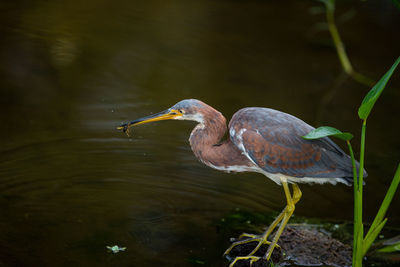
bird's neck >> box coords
[189,108,227,151]
[189,108,252,169]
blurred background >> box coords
[0,0,399,266]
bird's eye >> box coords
[178,109,184,113]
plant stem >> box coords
[359,119,366,199]
[323,0,375,87]
[347,140,359,266]
[354,119,367,266]
[352,71,375,87]
[325,0,353,75]
[356,224,364,266]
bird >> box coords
[118,99,365,266]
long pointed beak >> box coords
[117,109,182,136]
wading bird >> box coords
[118,99,364,266]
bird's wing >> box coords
[229,108,359,181]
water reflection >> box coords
[1,0,400,266]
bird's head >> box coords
[118,99,207,135]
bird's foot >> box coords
[238,233,258,239]
[223,233,280,257]
[228,255,261,267]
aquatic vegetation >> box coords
[304,56,400,266]
[316,0,375,87]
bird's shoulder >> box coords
[229,107,313,139]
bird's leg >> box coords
[291,183,302,205]
[226,183,302,257]
[224,184,301,256]
[249,184,301,256]
[245,207,286,255]
[223,208,285,257]
[246,183,302,258]
[224,183,302,266]
[227,255,263,267]
[263,182,302,261]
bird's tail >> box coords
[341,154,368,185]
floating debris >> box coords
[106,245,127,254]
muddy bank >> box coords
[225,225,352,267]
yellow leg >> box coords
[292,183,302,205]
[224,182,302,266]
[246,208,286,255]
[223,207,285,257]
[264,182,302,261]
[228,256,260,267]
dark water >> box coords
[1,0,400,266]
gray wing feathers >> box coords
[229,108,365,181]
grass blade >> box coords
[363,219,387,256]
[377,241,400,253]
[364,163,400,243]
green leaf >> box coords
[358,56,400,120]
[377,241,400,253]
[302,126,353,141]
